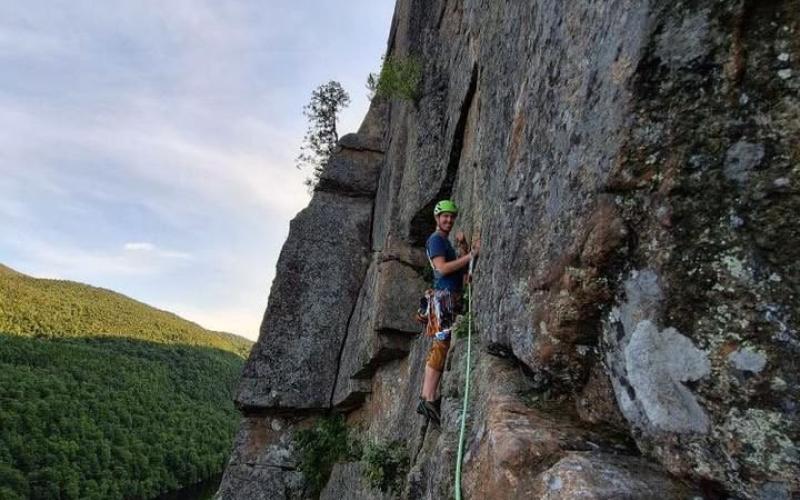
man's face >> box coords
[436,212,456,232]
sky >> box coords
[0,1,396,340]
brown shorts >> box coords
[426,339,451,372]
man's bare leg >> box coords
[421,365,442,401]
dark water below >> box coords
[156,474,222,500]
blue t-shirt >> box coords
[426,232,464,292]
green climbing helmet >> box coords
[433,199,459,216]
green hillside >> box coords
[0,264,252,357]
[0,265,254,500]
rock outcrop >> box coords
[218,0,799,498]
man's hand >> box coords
[455,231,469,256]
[471,238,481,258]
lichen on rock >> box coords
[719,408,799,485]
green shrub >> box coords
[367,55,422,101]
[421,264,434,285]
[362,441,409,494]
[452,314,470,339]
[453,287,473,339]
[294,416,359,494]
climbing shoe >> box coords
[416,398,441,426]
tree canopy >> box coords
[296,80,350,189]
[0,265,252,499]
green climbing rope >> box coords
[454,257,474,500]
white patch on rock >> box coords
[721,255,750,281]
[618,270,664,331]
[724,141,764,185]
[624,320,711,433]
[777,68,792,80]
[728,348,767,373]
[655,10,710,70]
[759,481,791,500]
[770,377,788,392]
[604,270,665,429]
[777,52,789,62]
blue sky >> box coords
[0,1,395,340]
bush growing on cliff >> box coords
[452,287,474,339]
[452,313,472,340]
[293,416,360,494]
[367,55,422,101]
[362,440,409,494]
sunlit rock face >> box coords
[218,1,799,498]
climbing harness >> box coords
[454,256,474,500]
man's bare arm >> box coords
[431,238,480,276]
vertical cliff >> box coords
[217,1,799,498]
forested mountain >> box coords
[0,264,252,357]
[0,265,254,499]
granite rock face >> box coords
[236,190,374,410]
[219,0,799,498]
[332,257,427,409]
[215,416,310,499]
[531,453,695,500]
[319,462,392,500]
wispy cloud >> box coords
[0,94,310,218]
[6,235,194,279]
[124,242,156,251]
[124,242,192,260]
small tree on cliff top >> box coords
[296,80,350,190]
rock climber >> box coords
[416,199,480,426]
